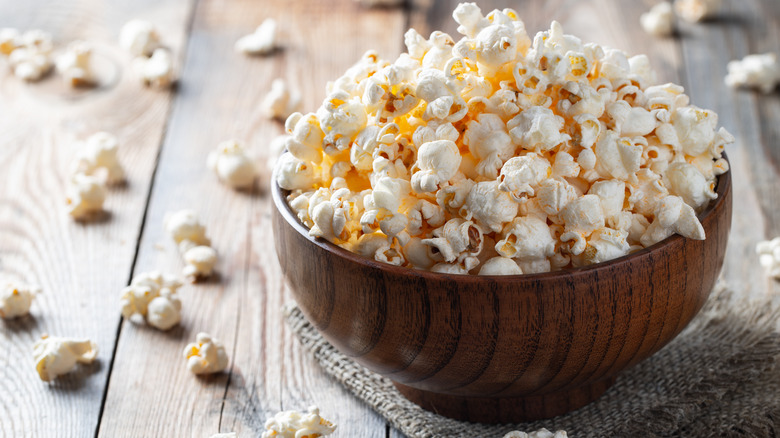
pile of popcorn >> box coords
[276,2,732,275]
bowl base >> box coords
[393,377,616,423]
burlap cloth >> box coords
[284,283,780,437]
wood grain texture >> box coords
[0,1,194,437]
[98,0,404,437]
[273,166,732,423]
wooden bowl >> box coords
[271,157,732,423]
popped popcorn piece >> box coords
[495,216,555,267]
[498,153,552,201]
[560,194,606,255]
[235,19,277,55]
[664,162,716,211]
[0,28,21,55]
[276,153,316,191]
[55,40,95,87]
[674,0,722,23]
[182,245,217,282]
[0,283,37,318]
[33,335,98,382]
[724,53,780,94]
[463,113,514,178]
[184,332,229,375]
[164,210,211,248]
[461,180,518,233]
[120,271,182,322]
[411,140,462,193]
[72,132,125,185]
[8,30,53,82]
[503,428,568,438]
[134,48,175,88]
[640,2,675,37]
[478,256,523,275]
[119,19,160,56]
[66,173,106,219]
[146,288,182,330]
[756,237,780,279]
[508,107,569,152]
[207,140,257,189]
[640,195,705,246]
[262,406,336,438]
[262,79,301,120]
[422,218,483,268]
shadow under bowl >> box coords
[271,158,732,423]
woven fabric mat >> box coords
[284,284,780,438]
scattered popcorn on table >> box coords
[207,140,257,189]
[503,428,567,438]
[55,40,95,87]
[134,48,175,88]
[0,282,37,319]
[262,79,301,120]
[164,210,218,281]
[277,3,732,275]
[119,19,160,57]
[674,0,721,23]
[757,237,780,279]
[0,28,21,55]
[72,132,125,184]
[724,53,780,94]
[66,173,107,220]
[7,29,53,82]
[262,406,336,438]
[33,335,98,382]
[182,245,218,282]
[183,332,229,375]
[640,2,675,37]
[120,271,182,329]
[235,18,277,55]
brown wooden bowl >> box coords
[271,156,732,423]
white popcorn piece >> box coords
[262,406,336,438]
[478,256,523,275]
[594,131,642,182]
[8,34,53,82]
[664,162,716,212]
[640,2,675,37]
[164,210,211,248]
[495,216,555,264]
[184,332,229,375]
[119,19,160,56]
[33,335,98,382]
[276,153,316,191]
[498,153,551,201]
[463,113,514,178]
[640,195,705,246]
[66,173,107,220]
[55,40,95,87]
[262,79,301,120]
[573,227,630,267]
[508,107,569,152]
[675,0,722,23]
[560,194,606,255]
[756,237,780,279]
[0,283,37,318]
[235,19,277,55]
[207,140,257,189]
[461,181,518,233]
[503,428,568,438]
[724,53,780,94]
[73,132,125,185]
[422,218,483,266]
[411,140,462,193]
[537,178,579,216]
[183,245,218,282]
[120,271,182,321]
[146,289,182,330]
[0,28,21,55]
[134,48,175,88]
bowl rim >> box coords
[272,153,731,282]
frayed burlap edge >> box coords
[284,283,780,438]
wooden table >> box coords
[0,0,777,436]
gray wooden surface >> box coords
[0,0,777,437]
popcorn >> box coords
[134,48,175,88]
[184,332,229,375]
[165,210,211,248]
[674,0,722,23]
[120,271,182,323]
[0,283,37,318]
[0,28,21,55]
[262,406,336,438]
[235,19,277,55]
[182,245,217,281]
[640,2,675,37]
[8,30,53,82]
[262,79,301,120]
[724,53,780,94]
[503,429,568,438]
[277,3,732,274]
[33,335,98,381]
[756,237,780,279]
[146,288,182,330]
[120,20,160,56]
[55,40,95,87]
[207,140,257,189]
[66,173,106,219]
[72,132,125,185]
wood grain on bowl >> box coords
[272,159,732,423]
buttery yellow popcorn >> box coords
[262,406,336,438]
[278,2,732,275]
[184,332,229,375]
[0,283,37,318]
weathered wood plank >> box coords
[0,1,194,437]
[99,0,405,436]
